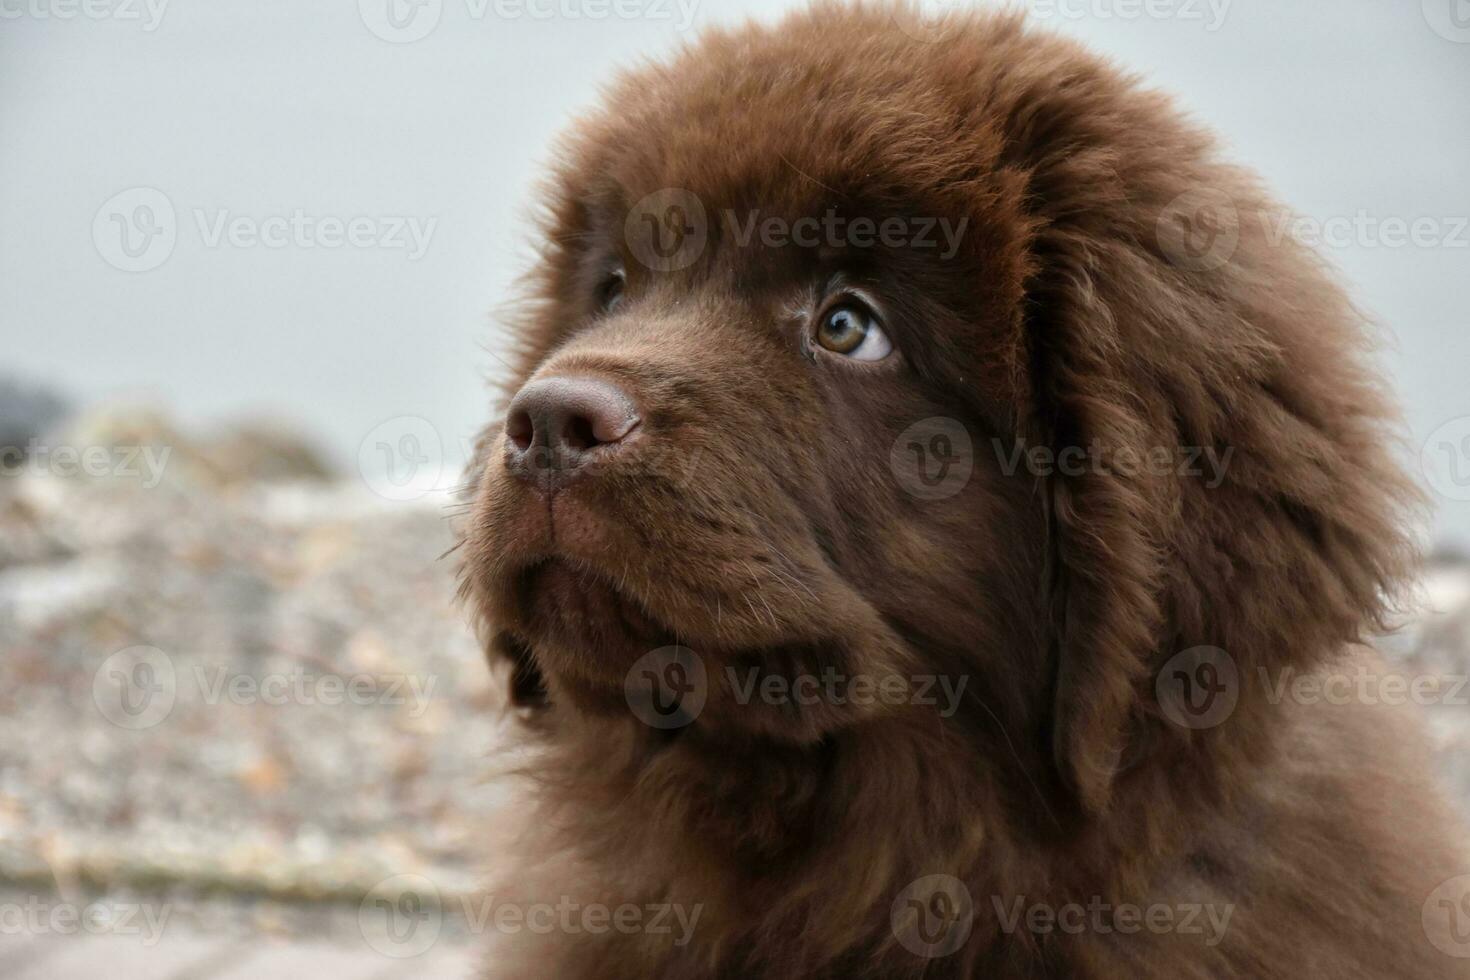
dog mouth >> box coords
[496,553,878,737]
[470,469,902,735]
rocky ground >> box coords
[1,404,1469,974]
[0,406,514,963]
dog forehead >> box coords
[565,31,1003,223]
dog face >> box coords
[462,7,1416,812]
[463,35,1053,746]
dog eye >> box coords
[597,269,626,313]
[814,302,892,361]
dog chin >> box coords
[509,558,673,682]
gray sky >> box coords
[2,0,1468,543]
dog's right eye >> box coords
[596,270,626,313]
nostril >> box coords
[563,413,598,452]
[506,409,534,452]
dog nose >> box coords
[504,376,641,488]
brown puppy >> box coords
[459,4,1470,977]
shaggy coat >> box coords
[459,5,1470,977]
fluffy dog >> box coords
[459,4,1470,976]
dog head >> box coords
[461,5,1417,814]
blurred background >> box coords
[1,0,1467,976]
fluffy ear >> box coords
[1030,253,1172,815]
[1024,193,1420,816]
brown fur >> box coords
[457,4,1470,976]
